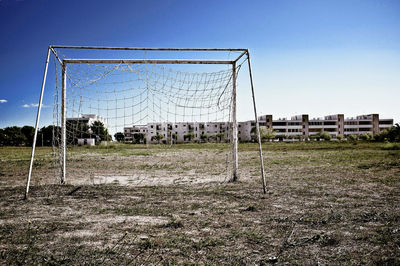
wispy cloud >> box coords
[0,99,7,103]
[22,103,48,108]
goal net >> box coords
[26,46,266,196]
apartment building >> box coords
[257,113,393,139]
[123,114,394,143]
[123,125,147,142]
[66,114,108,128]
[124,122,232,144]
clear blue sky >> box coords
[1,0,399,128]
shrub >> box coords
[200,134,208,142]
[347,134,358,141]
[374,124,400,142]
[319,132,332,141]
[260,128,277,142]
[183,132,195,142]
[336,135,343,141]
[359,133,372,141]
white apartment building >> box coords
[66,114,108,128]
[124,125,147,142]
[124,122,232,144]
[256,114,393,140]
[123,114,394,143]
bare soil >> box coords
[0,142,399,264]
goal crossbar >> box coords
[63,59,235,64]
[50,45,248,52]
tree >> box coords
[359,133,372,141]
[66,120,90,144]
[215,132,225,143]
[260,128,276,142]
[251,127,276,142]
[133,132,145,144]
[200,133,208,143]
[376,123,400,142]
[0,128,5,146]
[3,126,26,146]
[250,127,257,142]
[151,133,164,144]
[347,134,358,141]
[90,121,111,143]
[319,131,332,141]
[184,132,195,142]
[21,126,35,146]
[39,125,61,146]
[208,134,217,142]
[114,132,125,142]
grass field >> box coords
[0,142,399,264]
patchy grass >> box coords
[0,142,399,264]
[382,142,400,150]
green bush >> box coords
[319,132,332,141]
[347,134,358,141]
[374,124,400,142]
[359,133,372,141]
[200,134,208,142]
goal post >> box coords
[25,46,266,198]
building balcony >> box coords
[344,125,363,129]
[286,132,302,136]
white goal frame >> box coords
[25,46,267,198]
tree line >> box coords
[0,125,52,146]
[0,121,111,146]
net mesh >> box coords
[52,54,241,186]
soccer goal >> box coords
[25,46,266,198]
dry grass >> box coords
[0,142,399,264]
